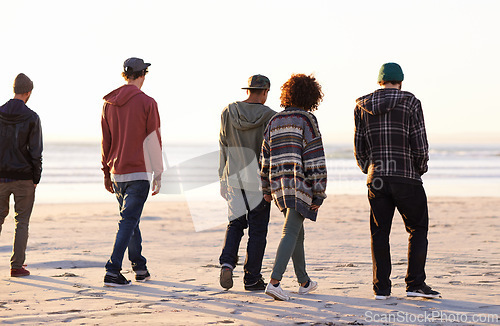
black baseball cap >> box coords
[123,57,151,72]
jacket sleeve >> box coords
[145,99,163,179]
[409,99,429,175]
[259,127,271,196]
[218,110,228,181]
[101,103,111,178]
[354,106,369,174]
[303,116,327,206]
[29,115,43,184]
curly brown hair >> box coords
[280,74,323,111]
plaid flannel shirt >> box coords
[354,88,429,184]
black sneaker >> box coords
[220,266,233,290]
[135,270,151,282]
[245,278,267,291]
[407,284,441,299]
[104,272,132,287]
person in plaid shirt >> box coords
[354,63,440,300]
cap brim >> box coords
[124,63,151,71]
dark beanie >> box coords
[13,73,34,94]
[377,63,404,83]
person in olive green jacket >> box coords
[218,75,276,291]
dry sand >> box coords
[1,195,499,325]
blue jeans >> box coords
[105,180,150,274]
[219,196,271,285]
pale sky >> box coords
[1,0,499,145]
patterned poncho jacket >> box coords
[260,107,327,221]
[354,88,429,184]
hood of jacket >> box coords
[103,84,144,107]
[0,99,34,125]
[356,88,412,116]
[227,101,273,131]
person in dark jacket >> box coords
[0,73,43,277]
[354,62,440,300]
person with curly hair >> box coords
[260,74,327,301]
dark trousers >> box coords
[368,179,429,294]
[219,198,271,285]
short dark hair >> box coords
[248,88,267,95]
[122,68,148,81]
[280,74,323,112]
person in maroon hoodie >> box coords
[101,57,163,287]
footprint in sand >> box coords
[449,281,463,285]
[115,300,142,305]
[478,305,500,309]
[336,263,357,267]
[52,272,79,277]
[206,321,234,324]
[48,309,82,315]
[75,289,105,298]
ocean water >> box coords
[35,142,500,203]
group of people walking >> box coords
[217,63,440,301]
[0,58,440,302]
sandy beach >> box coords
[1,195,499,325]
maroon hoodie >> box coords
[101,84,162,179]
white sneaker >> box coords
[298,280,318,294]
[374,294,391,300]
[265,282,290,301]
